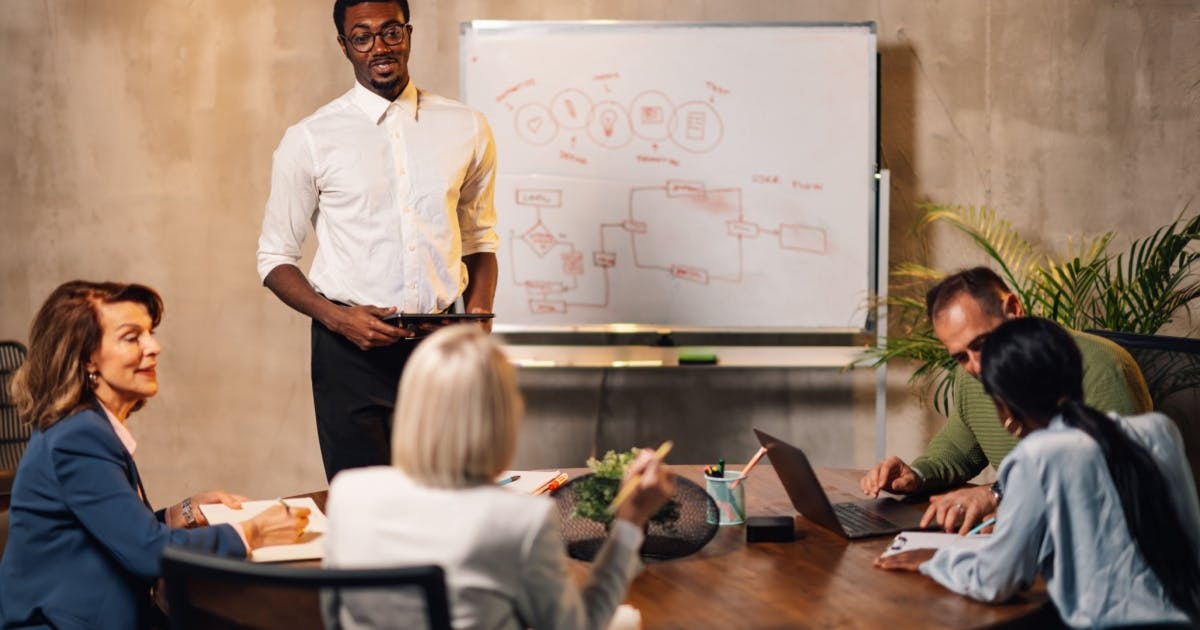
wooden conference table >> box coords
[212,466,1053,629]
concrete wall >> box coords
[2,0,1197,505]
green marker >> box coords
[678,351,718,365]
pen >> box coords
[539,472,570,495]
[609,441,674,512]
[717,458,725,478]
[498,474,521,486]
[729,446,768,490]
[966,517,996,536]
[277,497,291,516]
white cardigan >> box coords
[323,467,644,629]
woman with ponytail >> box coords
[876,317,1200,628]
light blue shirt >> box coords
[921,412,1200,628]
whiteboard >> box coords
[461,22,878,332]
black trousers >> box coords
[310,320,419,481]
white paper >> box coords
[879,531,992,558]
[199,497,327,562]
[605,604,642,630]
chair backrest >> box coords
[161,547,452,630]
[1086,329,1200,495]
[0,341,30,472]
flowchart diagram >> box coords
[463,22,877,329]
[507,180,830,316]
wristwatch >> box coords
[180,498,198,528]
[990,481,1003,504]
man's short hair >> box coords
[333,0,411,35]
[925,266,1012,320]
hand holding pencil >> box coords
[610,442,675,528]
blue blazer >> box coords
[0,407,246,629]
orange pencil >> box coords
[729,446,767,490]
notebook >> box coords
[199,497,327,562]
[754,429,927,539]
[880,531,992,558]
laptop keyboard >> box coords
[833,502,900,536]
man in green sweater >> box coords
[860,267,1152,533]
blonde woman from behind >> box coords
[323,324,673,629]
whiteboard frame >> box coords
[461,20,880,339]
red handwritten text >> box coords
[559,150,588,165]
[496,78,535,103]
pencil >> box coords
[966,517,996,536]
[277,497,291,516]
[608,441,673,513]
[729,446,768,490]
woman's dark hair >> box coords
[11,280,163,430]
[980,317,1200,621]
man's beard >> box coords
[372,76,401,96]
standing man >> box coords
[257,0,498,481]
[860,267,1151,532]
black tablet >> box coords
[385,312,494,334]
[396,312,494,324]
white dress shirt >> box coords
[921,412,1200,628]
[257,81,499,313]
[323,467,645,630]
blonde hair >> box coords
[13,280,163,431]
[391,325,523,488]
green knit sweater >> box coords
[910,329,1153,492]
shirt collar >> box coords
[351,80,419,125]
[98,401,138,457]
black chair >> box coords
[0,341,27,562]
[161,547,452,630]
[0,341,30,474]
[1087,329,1200,494]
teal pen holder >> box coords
[704,471,746,526]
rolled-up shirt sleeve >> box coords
[457,111,499,257]
[257,125,319,283]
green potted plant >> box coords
[866,205,1200,412]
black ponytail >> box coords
[1058,399,1200,620]
[982,318,1200,622]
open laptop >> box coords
[754,428,928,539]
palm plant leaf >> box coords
[1090,212,1200,333]
[915,205,1041,302]
[861,205,1200,417]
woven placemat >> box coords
[552,474,718,562]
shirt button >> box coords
[408,244,416,252]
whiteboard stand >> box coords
[874,169,890,462]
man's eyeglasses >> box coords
[342,23,411,53]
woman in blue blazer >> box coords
[0,281,309,629]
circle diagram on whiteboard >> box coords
[669,101,723,153]
[630,91,674,142]
[550,88,593,129]
[587,101,633,149]
[515,103,558,145]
